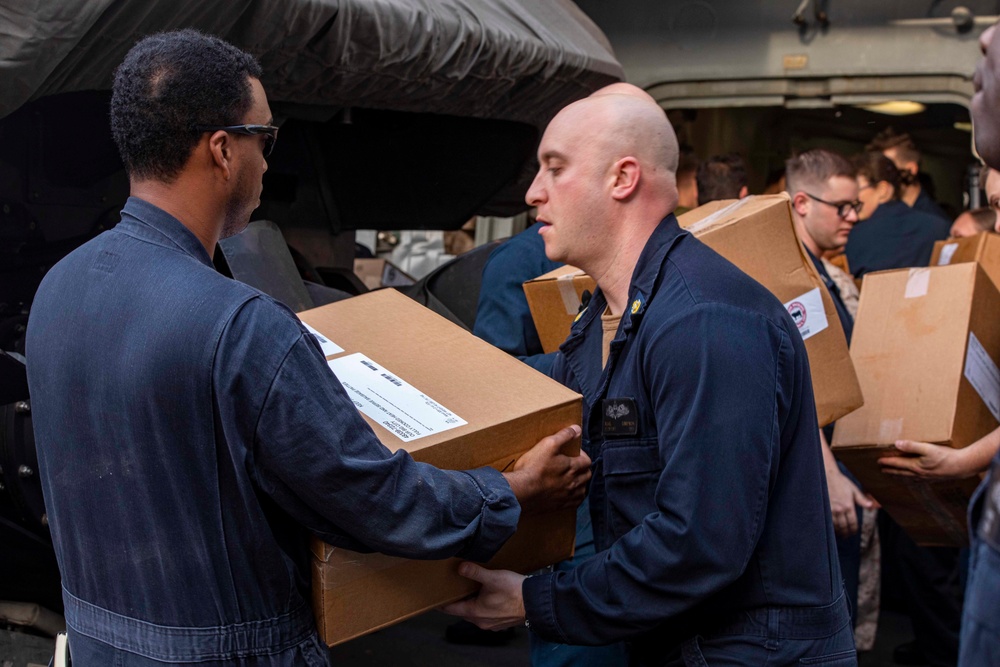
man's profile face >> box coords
[984,168,1000,232]
[950,212,981,238]
[524,105,608,266]
[881,147,916,177]
[802,176,859,252]
[973,23,1000,171]
[222,77,272,239]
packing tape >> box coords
[557,273,582,315]
[904,268,930,298]
[938,242,959,266]
[878,417,904,444]
[683,197,751,235]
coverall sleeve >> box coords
[523,303,790,644]
[217,298,520,563]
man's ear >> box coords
[206,131,233,181]
[791,191,810,216]
[903,160,919,177]
[610,157,640,200]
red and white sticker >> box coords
[783,287,828,341]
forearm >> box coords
[819,429,839,475]
[959,426,1000,475]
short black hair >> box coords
[696,153,748,205]
[110,29,262,181]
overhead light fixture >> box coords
[954,121,973,132]
[857,101,926,116]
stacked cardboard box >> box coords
[523,195,863,426]
[930,232,1000,291]
[832,263,1000,545]
[298,289,581,645]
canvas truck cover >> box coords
[0,0,623,126]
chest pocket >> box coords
[601,438,662,540]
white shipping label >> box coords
[327,353,467,442]
[965,332,1000,424]
[783,287,829,341]
[938,243,959,266]
[302,322,344,356]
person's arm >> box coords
[819,429,875,538]
[446,305,795,642]
[878,426,1000,480]
[223,301,590,562]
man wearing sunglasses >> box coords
[25,29,590,666]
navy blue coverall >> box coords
[522,216,856,666]
[26,198,521,665]
[959,457,1000,665]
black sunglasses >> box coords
[195,124,279,157]
[804,192,862,219]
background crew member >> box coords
[25,30,591,666]
[950,206,996,238]
[844,152,950,278]
[695,152,749,205]
[444,86,855,665]
[786,148,872,626]
[473,222,560,373]
[867,128,950,222]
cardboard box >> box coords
[297,289,581,645]
[930,232,1000,292]
[832,263,1000,545]
[522,195,862,426]
[523,265,597,354]
[353,258,415,291]
[678,196,863,426]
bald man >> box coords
[444,87,854,665]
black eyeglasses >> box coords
[804,192,862,219]
[195,124,279,157]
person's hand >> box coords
[503,425,591,515]
[878,440,977,481]
[440,562,526,631]
[826,466,876,539]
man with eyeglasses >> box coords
[785,148,874,636]
[24,29,591,666]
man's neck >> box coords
[794,217,822,259]
[131,179,221,257]
[900,182,920,207]
[586,218,660,316]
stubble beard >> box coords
[220,168,257,239]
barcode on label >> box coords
[381,372,403,387]
[361,360,378,371]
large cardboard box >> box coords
[832,264,1000,545]
[523,196,862,426]
[678,196,862,426]
[523,265,597,354]
[297,289,581,645]
[930,232,1000,292]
